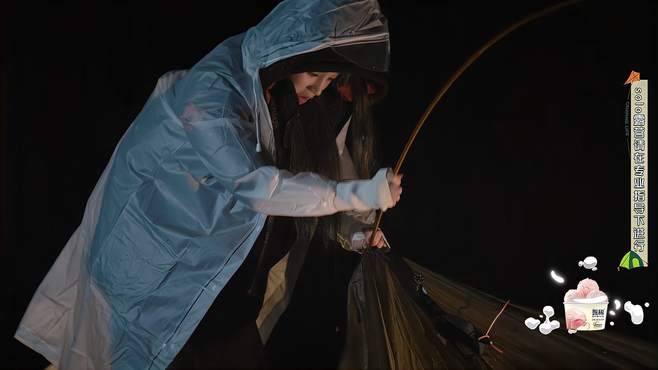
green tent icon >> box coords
[618,251,646,270]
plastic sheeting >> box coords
[15,1,391,369]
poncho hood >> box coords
[242,0,390,154]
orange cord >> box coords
[478,299,511,354]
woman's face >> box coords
[289,72,339,105]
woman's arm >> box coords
[232,165,394,216]
[168,73,397,216]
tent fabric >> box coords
[340,251,658,369]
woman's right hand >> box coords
[387,172,403,208]
[333,168,402,213]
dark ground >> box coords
[1,0,656,368]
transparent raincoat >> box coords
[14,1,391,369]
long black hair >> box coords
[267,73,383,249]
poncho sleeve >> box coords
[168,71,393,217]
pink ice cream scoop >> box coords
[566,308,588,330]
[564,278,604,303]
[564,289,586,301]
[576,278,600,297]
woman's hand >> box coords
[387,172,403,208]
[365,228,388,249]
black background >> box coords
[1,1,656,368]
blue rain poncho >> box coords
[15,1,391,368]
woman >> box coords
[260,72,392,369]
[14,1,399,369]
[168,72,391,369]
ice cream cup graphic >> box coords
[564,278,608,332]
[564,296,608,331]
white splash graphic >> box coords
[525,306,559,335]
[550,270,565,284]
[578,256,598,271]
[645,302,650,308]
[525,317,540,330]
[614,299,622,310]
[610,321,614,326]
[624,301,644,325]
[609,310,616,316]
